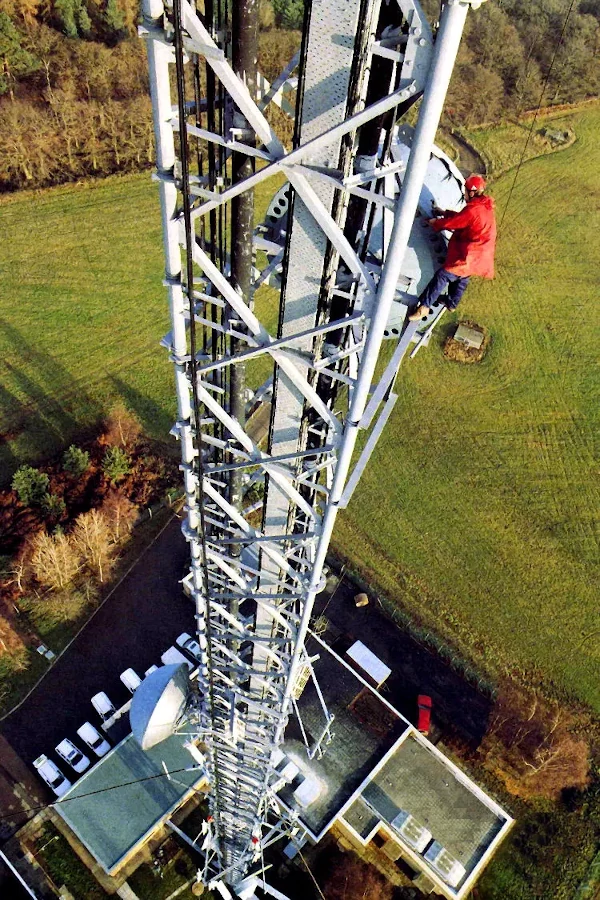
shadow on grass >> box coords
[0,381,22,474]
[109,375,174,443]
[0,318,102,485]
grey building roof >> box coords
[55,732,204,874]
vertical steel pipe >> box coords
[276,0,477,741]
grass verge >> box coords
[33,824,108,899]
[336,104,600,710]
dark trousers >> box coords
[420,268,470,310]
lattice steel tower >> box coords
[140,0,486,889]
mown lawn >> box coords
[336,103,600,711]
[0,170,280,482]
[461,106,588,176]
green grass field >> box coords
[1,107,598,713]
[336,103,600,710]
[0,173,172,474]
[461,107,585,176]
[0,171,280,479]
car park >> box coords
[176,632,202,660]
[33,754,72,797]
[55,738,90,773]
[91,691,116,721]
[120,668,142,693]
[417,694,433,735]
[77,722,111,758]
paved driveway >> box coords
[1,513,492,795]
[314,572,493,746]
[1,515,195,768]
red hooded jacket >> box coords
[431,195,496,279]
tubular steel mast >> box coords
[140,0,486,888]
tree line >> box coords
[0,0,598,191]
[428,0,600,125]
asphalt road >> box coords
[1,514,195,768]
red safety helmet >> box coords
[465,174,486,193]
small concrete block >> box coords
[412,871,437,893]
[454,323,484,349]
[354,592,369,608]
[381,839,403,862]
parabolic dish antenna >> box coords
[130,663,191,750]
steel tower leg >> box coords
[141,0,485,888]
[275,0,478,743]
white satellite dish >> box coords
[130,663,191,750]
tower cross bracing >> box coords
[141,0,485,886]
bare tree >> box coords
[323,853,394,900]
[100,490,138,542]
[103,400,142,450]
[72,509,114,583]
[29,531,81,590]
[482,683,590,800]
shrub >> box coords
[102,446,130,483]
[482,684,590,800]
[40,493,67,520]
[11,466,50,506]
[259,0,275,29]
[273,0,304,29]
[322,852,393,900]
[62,445,90,477]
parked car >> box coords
[91,691,116,721]
[145,665,159,677]
[55,739,90,774]
[161,646,194,670]
[417,694,433,735]
[32,755,72,797]
[77,722,111,758]
[120,668,142,693]
[176,632,202,660]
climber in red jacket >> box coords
[409,174,496,322]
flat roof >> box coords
[364,733,505,873]
[342,798,381,842]
[280,633,512,899]
[55,732,204,874]
[278,634,409,837]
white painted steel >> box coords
[338,392,398,509]
[142,0,482,887]
[272,0,475,763]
